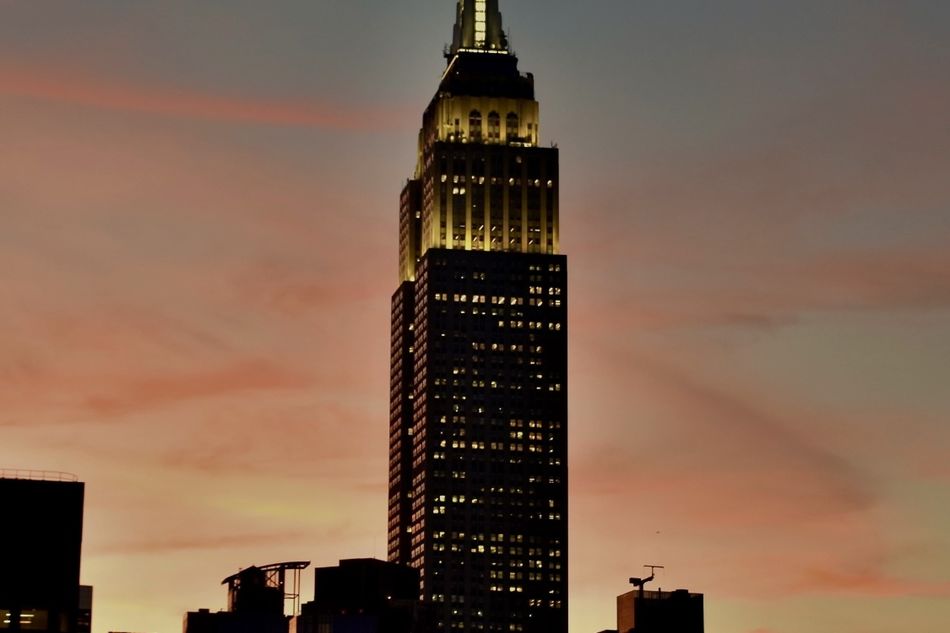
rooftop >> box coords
[0,468,79,482]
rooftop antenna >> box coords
[629,564,665,600]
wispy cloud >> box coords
[569,61,950,339]
[573,243,950,336]
[574,348,873,522]
[569,346,892,599]
[95,530,310,556]
[795,566,950,599]
[233,260,390,318]
[81,359,311,416]
[149,399,385,476]
[0,62,407,131]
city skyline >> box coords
[1,2,949,633]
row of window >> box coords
[433,416,564,431]
[444,174,555,187]
[430,452,563,467]
[436,292,561,303]
[467,110,521,142]
[437,438,560,452]
[0,609,54,630]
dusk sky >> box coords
[2,1,949,632]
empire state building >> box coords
[387,2,567,632]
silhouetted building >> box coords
[293,559,418,633]
[617,589,704,633]
[0,471,85,633]
[387,3,567,633]
[76,586,93,633]
[183,562,309,633]
[225,566,285,616]
[184,608,288,633]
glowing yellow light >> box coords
[475,0,487,46]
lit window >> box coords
[17,611,48,630]
[474,0,487,45]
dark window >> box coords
[488,112,501,141]
[469,110,482,141]
[506,113,519,142]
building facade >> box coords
[0,471,85,633]
[617,589,704,633]
[294,558,418,633]
[387,3,567,632]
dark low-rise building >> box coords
[184,608,288,633]
[294,559,418,633]
[617,588,704,633]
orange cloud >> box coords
[804,249,950,313]
[233,260,391,318]
[148,399,387,477]
[577,348,872,509]
[97,530,310,556]
[795,567,950,599]
[81,359,311,416]
[568,345,893,598]
[0,62,407,131]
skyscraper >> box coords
[387,3,567,632]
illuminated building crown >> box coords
[451,0,508,54]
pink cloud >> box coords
[0,62,408,131]
[81,359,311,416]
[149,400,387,476]
[569,334,950,605]
[233,259,391,318]
[96,530,311,556]
[794,567,950,599]
[578,348,870,503]
[804,249,950,313]
[916,454,950,481]
[568,346,894,597]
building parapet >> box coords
[0,468,79,482]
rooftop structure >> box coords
[0,469,79,482]
[183,561,310,633]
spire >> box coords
[450,0,508,55]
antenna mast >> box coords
[629,564,665,599]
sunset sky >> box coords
[2,1,949,632]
